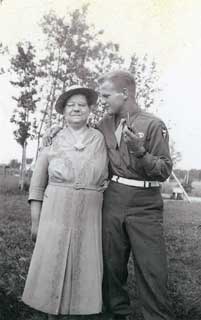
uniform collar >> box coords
[112,108,142,128]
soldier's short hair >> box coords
[98,70,136,97]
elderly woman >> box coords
[22,86,108,319]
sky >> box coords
[0,0,201,169]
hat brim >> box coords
[55,87,98,114]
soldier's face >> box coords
[99,80,125,115]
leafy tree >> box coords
[10,42,39,190]
[129,54,162,111]
[6,5,165,160]
[8,159,20,170]
[0,43,8,75]
[36,6,167,149]
[189,169,201,181]
[36,5,123,152]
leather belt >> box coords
[111,175,160,188]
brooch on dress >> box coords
[74,141,86,151]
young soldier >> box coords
[98,71,173,320]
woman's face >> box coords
[63,94,90,127]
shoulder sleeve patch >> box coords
[162,128,167,139]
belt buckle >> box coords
[115,176,119,182]
[144,181,151,188]
[74,182,83,190]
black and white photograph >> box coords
[0,1,201,320]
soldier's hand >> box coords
[42,126,62,147]
[122,125,144,154]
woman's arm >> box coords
[29,148,49,241]
[29,148,49,202]
[30,200,42,242]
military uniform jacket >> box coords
[98,110,173,182]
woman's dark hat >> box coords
[55,85,98,114]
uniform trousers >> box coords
[102,181,173,320]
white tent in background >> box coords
[171,171,191,203]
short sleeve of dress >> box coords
[93,130,109,187]
[28,148,49,202]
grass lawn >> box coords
[0,194,201,320]
[162,180,201,198]
[164,201,201,319]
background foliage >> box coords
[2,5,163,191]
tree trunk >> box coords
[47,48,62,128]
[19,141,27,191]
[36,104,49,159]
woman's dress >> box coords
[22,127,108,315]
